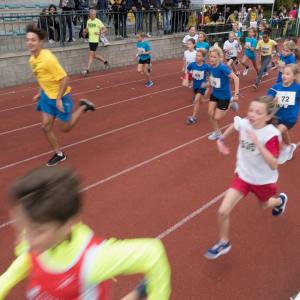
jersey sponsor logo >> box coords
[209,76,221,88]
[240,139,256,152]
[276,91,296,108]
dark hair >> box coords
[48,4,57,11]
[26,23,47,40]
[187,38,196,45]
[262,29,271,36]
[10,166,81,224]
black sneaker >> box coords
[272,193,288,216]
[79,99,96,112]
[104,61,110,70]
[46,152,66,166]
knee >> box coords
[42,122,52,133]
[218,207,230,219]
[208,110,215,118]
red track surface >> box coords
[0,57,299,300]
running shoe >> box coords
[287,143,297,161]
[230,101,239,112]
[243,67,249,76]
[278,145,290,164]
[145,81,154,87]
[208,131,221,141]
[104,61,110,70]
[46,152,66,167]
[252,83,259,90]
[262,72,269,78]
[204,241,232,259]
[186,116,197,125]
[272,193,288,216]
[81,69,89,76]
[79,99,96,112]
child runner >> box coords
[182,26,198,46]
[223,32,241,76]
[232,22,242,40]
[82,9,109,76]
[206,46,239,140]
[253,30,278,89]
[184,49,211,125]
[0,166,171,299]
[241,27,259,76]
[182,39,197,87]
[195,32,210,54]
[205,96,288,259]
[275,40,296,84]
[26,24,95,167]
[267,64,300,163]
[136,32,153,87]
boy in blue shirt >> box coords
[136,32,153,88]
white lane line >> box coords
[0,71,180,113]
[0,104,192,170]
[0,85,182,136]
[0,220,16,229]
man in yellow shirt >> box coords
[26,24,96,166]
[82,9,109,75]
[0,166,171,299]
[253,30,278,89]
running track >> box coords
[0,57,299,300]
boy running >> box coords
[26,24,95,166]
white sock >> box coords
[57,151,63,156]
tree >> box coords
[275,0,294,10]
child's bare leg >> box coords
[192,93,201,118]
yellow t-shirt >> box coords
[256,39,277,56]
[0,223,171,300]
[29,49,71,99]
[250,12,257,22]
[87,18,104,43]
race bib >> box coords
[192,70,204,81]
[210,76,221,88]
[276,91,296,108]
[245,42,251,48]
[261,46,270,55]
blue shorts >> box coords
[245,52,256,61]
[37,91,74,122]
[277,119,296,130]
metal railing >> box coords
[0,9,298,54]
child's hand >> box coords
[246,129,259,145]
[33,94,40,102]
[120,290,140,300]
[182,78,189,87]
[217,139,230,155]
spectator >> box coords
[59,0,75,42]
[110,0,128,38]
[211,6,220,23]
[161,0,174,34]
[289,5,298,20]
[247,6,258,22]
[78,0,89,39]
[227,10,238,24]
[37,8,49,36]
[171,0,182,33]
[97,0,109,24]
[224,6,231,21]
[48,5,61,42]
[181,0,190,32]
[89,0,98,9]
[132,0,143,33]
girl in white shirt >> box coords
[205,96,288,260]
[182,26,198,46]
[182,39,197,87]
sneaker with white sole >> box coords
[46,152,66,166]
[204,241,232,259]
[145,81,154,87]
[272,193,288,216]
[262,72,269,78]
[243,67,249,76]
[186,116,197,125]
[208,131,221,141]
[79,99,96,112]
[278,145,290,164]
[230,101,239,112]
[287,143,297,160]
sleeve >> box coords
[265,136,280,158]
[88,238,171,300]
[267,85,277,98]
[221,64,232,77]
[233,116,243,132]
[46,53,67,81]
[223,41,228,50]
[0,254,31,299]
[182,36,187,43]
[273,40,277,46]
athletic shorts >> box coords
[230,174,277,203]
[227,57,238,62]
[277,119,296,130]
[37,91,74,122]
[89,42,98,51]
[194,87,206,95]
[245,52,256,61]
[210,94,230,110]
[138,58,151,64]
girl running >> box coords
[205,96,288,259]
[184,50,211,125]
[182,39,197,87]
[267,64,300,163]
[182,26,198,46]
[205,46,239,140]
[223,32,241,76]
[195,32,210,54]
[241,27,258,76]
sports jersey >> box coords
[0,223,171,300]
[87,18,104,43]
[234,116,281,185]
[209,63,232,100]
[256,39,277,56]
[223,40,240,59]
[29,49,71,99]
[182,34,198,44]
[244,37,257,58]
[187,62,210,89]
[136,40,151,61]
[183,49,197,70]
[276,53,296,83]
[195,41,210,51]
[267,82,300,124]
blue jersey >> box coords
[187,62,210,89]
[245,37,257,59]
[276,54,296,83]
[195,41,210,51]
[209,63,232,100]
[235,31,242,39]
[267,82,300,124]
[136,40,151,61]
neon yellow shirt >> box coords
[29,49,71,99]
[0,223,171,300]
[87,18,104,43]
[256,39,277,56]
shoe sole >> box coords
[80,99,96,111]
[287,144,297,160]
[46,156,67,167]
[204,244,232,260]
[279,193,288,215]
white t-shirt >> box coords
[234,116,281,185]
[182,34,199,44]
[223,40,240,59]
[183,50,197,70]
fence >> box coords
[0,9,298,54]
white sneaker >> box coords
[262,72,269,78]
[243,68,249,76]
[278,145,290,164]
[208,131,221,141]
[287,143,297,160]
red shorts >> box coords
[230,174,277,203]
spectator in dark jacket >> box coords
[132,0,143,32]
[59,0,75,42]
[162,0,174,34]
[48,5,61,42]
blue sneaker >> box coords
[145,81,153,87]
[186,116,197,125]
[272,193,288,216]
[204,241,232,259]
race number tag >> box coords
[210,76,221,88]
[261,46,270,55]
[192,70,204,81]
[276,91,296,108]
[245,42,251,48]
